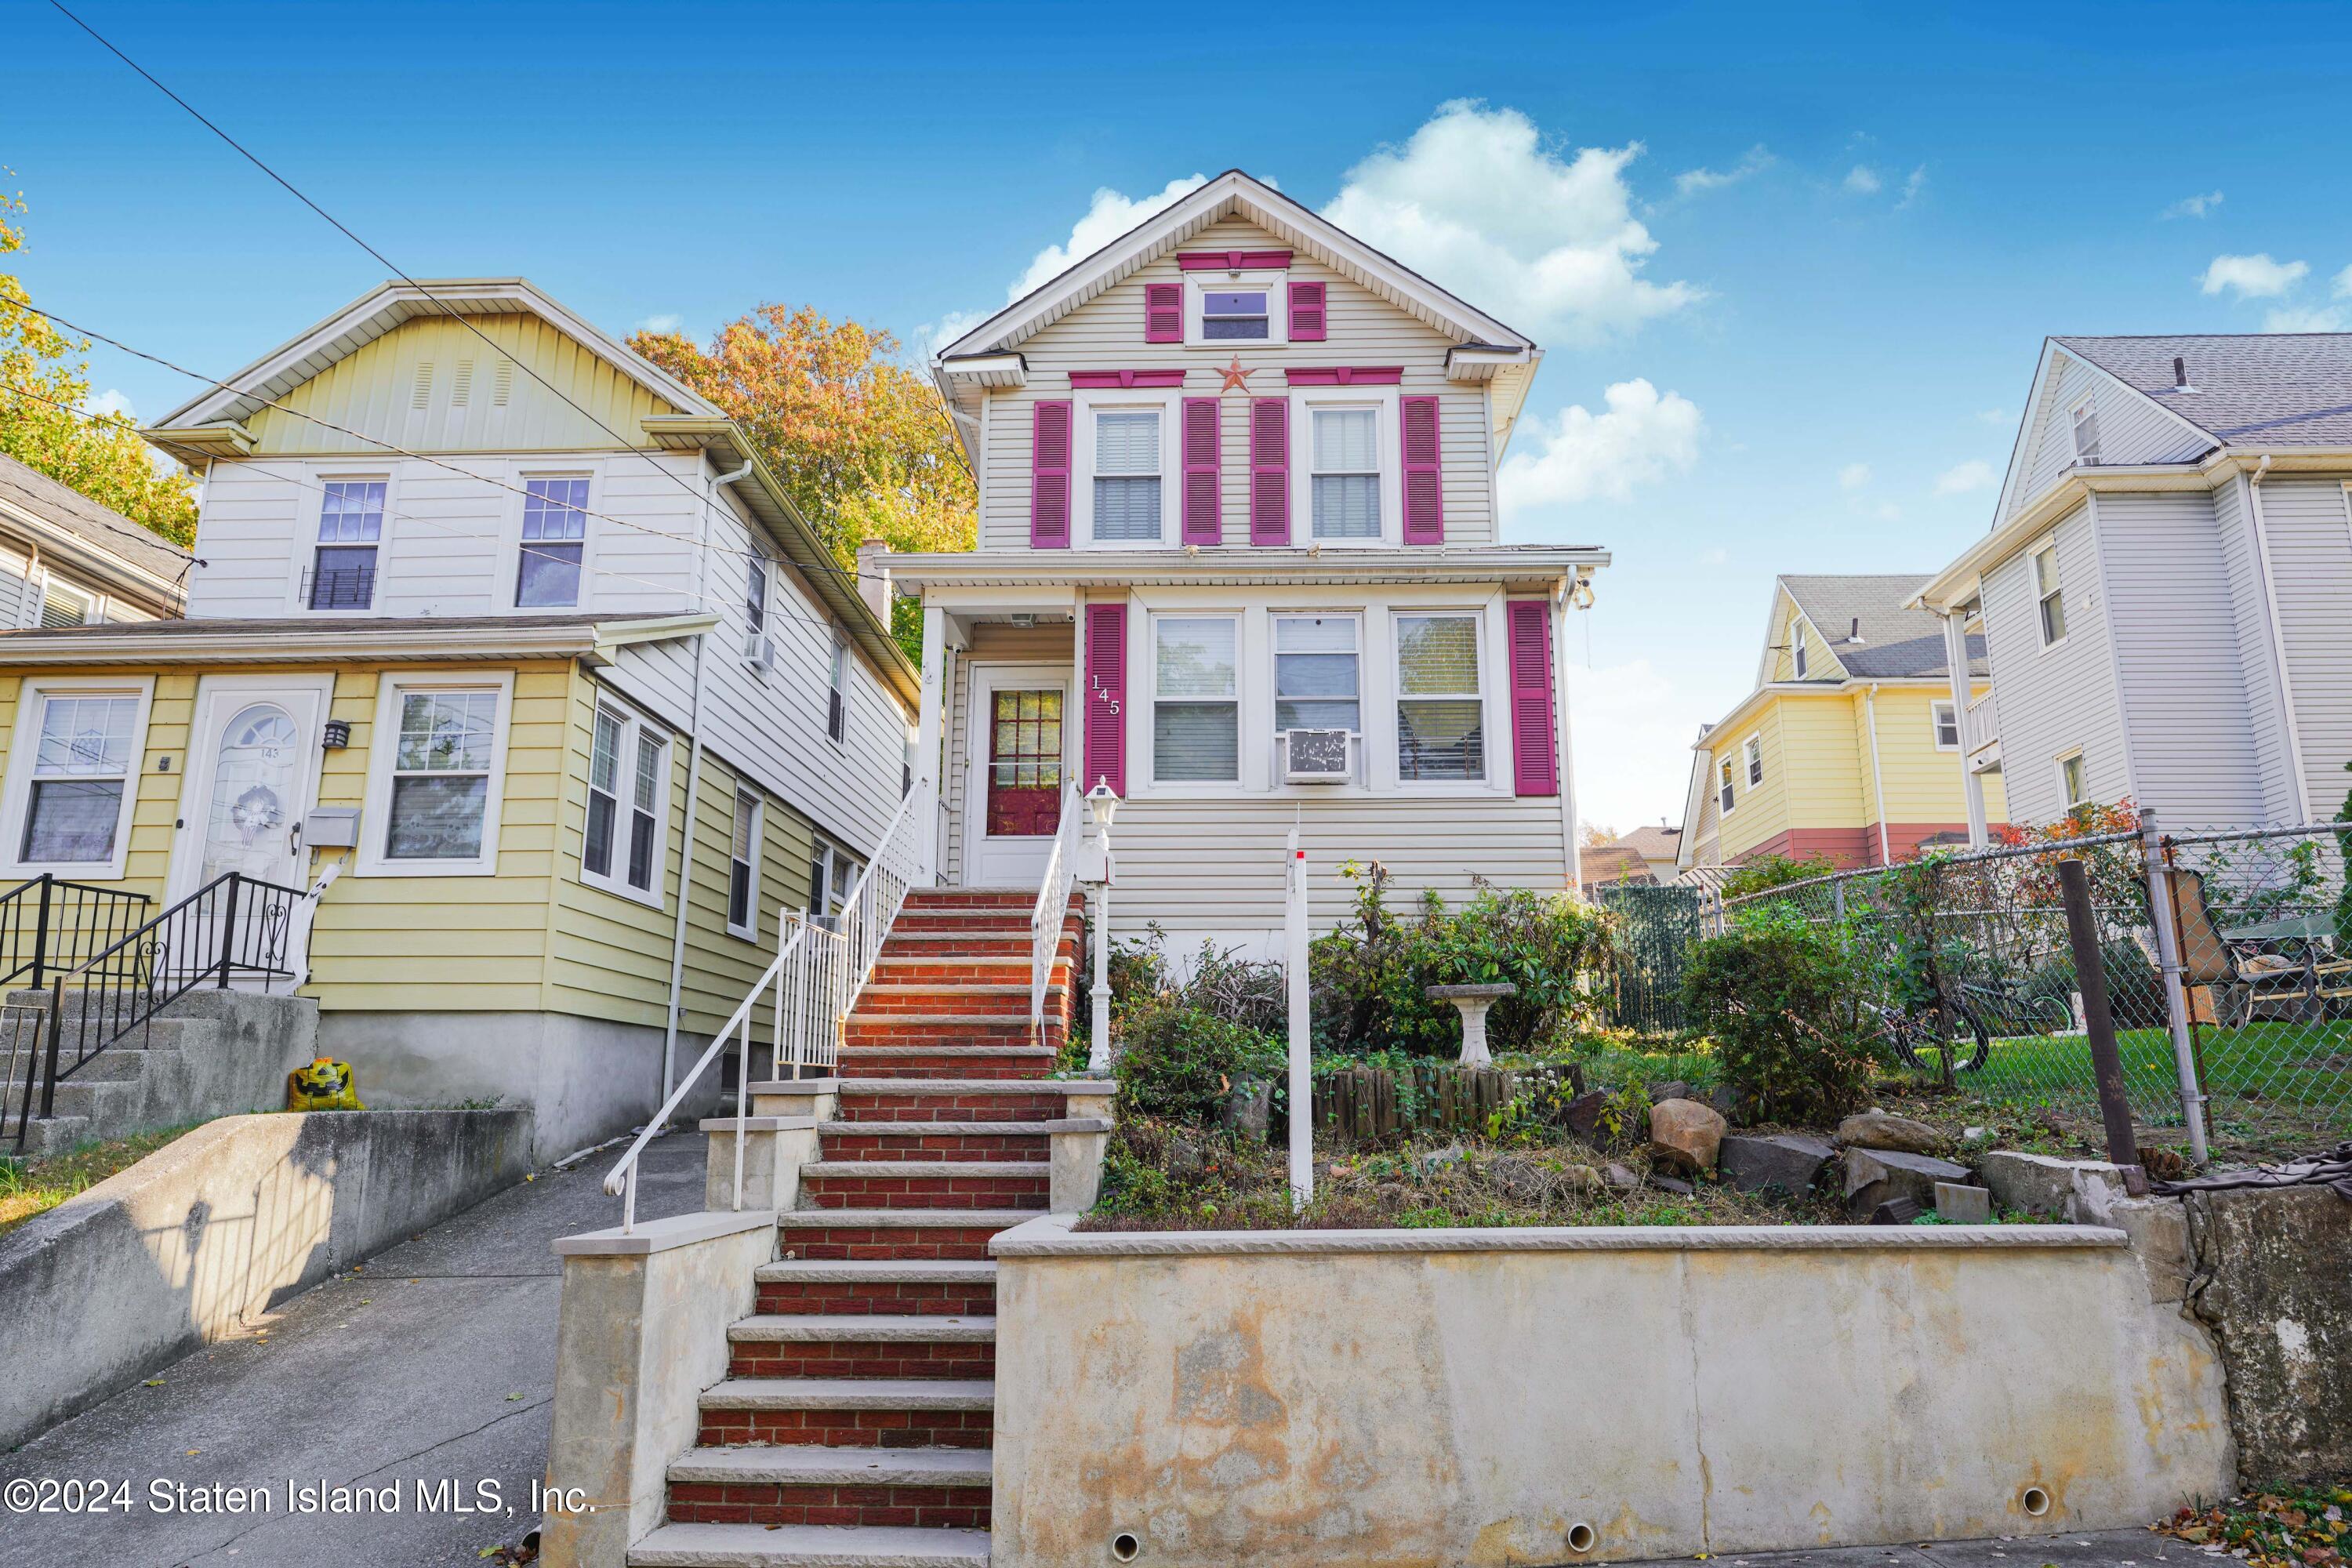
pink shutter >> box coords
[1249,397,1290,546]
[1181,397,1221,545]
[1144,282,1183,343]
[1507,598,1559,797]
[1030,401,1071,547]
[1083,601,1127,796]
[1287,280,1327,341]
[1401,395,1443,544]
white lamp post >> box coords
[1083,779,1119,1073]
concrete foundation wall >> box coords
[990,1218,2235,1565]
[318,1011,720,1163]
[2184,1184,2352,1485]
[0,1108,532,1450]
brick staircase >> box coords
[629,887,1101,1568]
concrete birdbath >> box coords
[1425,982,1517,1066]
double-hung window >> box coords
[583,699,668,904]
[12,688,143,869]
[1091,409,1163,543]
[1152,616,1239,783]
[517,476,589,608]
[1793,637,1809,678]
[1932,701,1960,750]
[1744,736,1764,787]
[1395,614,1484,782]
[827,633,849,743]
[2070,398,2102,463]
[359,673,510,876]
[808,840,862,927]
[2033,543,2067,646]
[1719,758,1737,815]
[1274,615,1359,774]
[39,579,96,628]
[1310,408,1381,540]
[2057,750,2089,810]
[744,555,771,668]
[728,786,761,938]
[311,480,385,610]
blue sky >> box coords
[12,0,2352,831]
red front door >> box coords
[984,688,1064,837]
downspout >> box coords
[659,455,754,1105]
[1864,683,1892,866]
[2245,456,2314,825]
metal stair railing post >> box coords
[31,875,51,990]
[216,874,243,990]
[1029,782,1083,1039]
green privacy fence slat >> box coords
[1595,883,1703,1033]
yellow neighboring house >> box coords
[1678,575,2007,875]
[0,280,917,1159]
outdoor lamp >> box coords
[1085,778,1120,829]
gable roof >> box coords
[2055,332,2352,448]
[1616,823,1682,861]
[0,451,192,597]
[1778,575,1986,681]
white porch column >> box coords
[915,604,948,880]
[1942,609,1988,847]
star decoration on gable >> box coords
[1214,357,1253,394]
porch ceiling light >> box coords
[1085,779,1120,829]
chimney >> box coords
[855,540,892,624]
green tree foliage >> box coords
[1680,904,1887,1124]
[1719,852,1836,902]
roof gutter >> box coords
[0,614,718,668]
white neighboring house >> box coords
[887,170,1606,953]
[0,451,188,626]
[1918,334,2352,836]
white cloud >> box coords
[1673,145,1773,197]
[1011,175,1209,299]
[2263,304,2352,333]
[1697,546,1728,567]
[2162,191,2223,220]
[1838,462,1871,492]
[1843,165,1882,195]
[1978,408,2009,425]
[1896,165,1928,208]
[913,308,989,362]
[1562,656,1695,830]
[633,313,684,336]
[85,389,135,419]
[1497,379,1703,510]
[2335,263,2352,298]
[1322,100,1700,343]
[2201,253,2308,299]
[1935,459,1997,495]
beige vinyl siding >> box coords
[978,215,1492,551]
[942,622,1074,886]
[674,752,819,1043]
[245,314,681,456]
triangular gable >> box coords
[1991,338,2218,524]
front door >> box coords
[168,677,332,984]
[964,666,1071,887]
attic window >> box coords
[1793,637,1808,679]
[2069,398,2101,464]
[1202,289,1270,340]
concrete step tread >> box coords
[801,1161,1046,1178]
[729,1315,996,1344]
[754,1259,997,1284]
[817,1120,1105,1137]
[629,1521,991,1568]
[699,1378,995,1412]
[667,1446,993,1488]
[776,1210,1036,1230]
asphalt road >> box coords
[0,1131,706,1568]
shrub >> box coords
[1679,904,1886,1125]
[1113,994,1283,1123]
[2020,938,2169,1031]
[1719,852,1836,902]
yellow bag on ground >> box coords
[287,1057,364,1112]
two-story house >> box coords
[1677,575,2005,874]
[0,279,916,1156]
[0,451,189,626]
[886,171,1605,952]
[1917,335,2352,836]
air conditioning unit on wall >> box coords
[742,632,775,673]
[1283,728,1352,783]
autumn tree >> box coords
[0,182,197,545]
[630,306,975,661]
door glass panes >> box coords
[985,689,1064,837]
[199,702,301,882]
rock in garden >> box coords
[1845,1147,1973,1218]
[1708,1084,1737,1118]
[1560,1089,1610,1138]
[1648,1098,1727,1174]
[1978,1149,2129,1221]
[1868,1196,1924,1225]
[1719,1133,1835,1195]
[1647,1173,1695,1196]
[1604,1162,1640,1191]
[1166,1132,1210,1181]
[1217,1080,1273,1143]
[1835,1109,1951,1156]
[1933,1181,1992,1224]
[1647,1080,1692,1104]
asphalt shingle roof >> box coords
[1780,574,1987,681]
[0,452,193,583]
[2055,333,2352,448]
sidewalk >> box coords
[1629,1528,2191,1568]
[0,1129,706,1567]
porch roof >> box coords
[0,611,717,666]
[884,545,1608,594]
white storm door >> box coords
[963,664,1073,889]
[167,676,331,984]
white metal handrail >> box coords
[828,779,932,1019]
[1029,782,1083,1036]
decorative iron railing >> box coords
[0,874,152,991]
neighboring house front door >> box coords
[167,675,332,986]
[964,665,1071,888]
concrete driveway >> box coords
[0,1131,706,1567]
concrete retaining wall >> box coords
[0,1108,533,1449]
[989,1217,2235,1564]
[2184,1184,2352,1484]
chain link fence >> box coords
[1715,816,2352,1164]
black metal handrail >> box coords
[13,871,310,1149]
[0,874,152,991]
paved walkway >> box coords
[0,1131,706,1567]
[1630,1529,2191,1568]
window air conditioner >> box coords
[1283,728,1352,783]
[743,632,775,672]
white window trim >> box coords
[2054,746,2088,810]
[1073,390,1180,549]
[2030,536,2069,653]
[1290,390,1403,547]
[576,691,670,907]
[355,668,514,879]
[506,462,599,613]
[1743,735,1763,787]
[1185,270,1290,349]
[1931,699,1960,752]
[0,677,156,880]
[1718,757,1737,816]
[1146,610,1244,791]
[1269,610,1366,788]
[1391,607,1493,790]
[291,470,397,616]
[727,786,763,942]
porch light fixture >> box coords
[1084,778,1120,829]
[321,720,352,750]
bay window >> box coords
[358,672,510,877]
[1394,614,1484,782]
[1310,408,1381,539]
[1091,408,1164,543]
[517,475,589,608]
[310,479,384,610]
[5,686,146,872]
[1152,615,1239,783]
